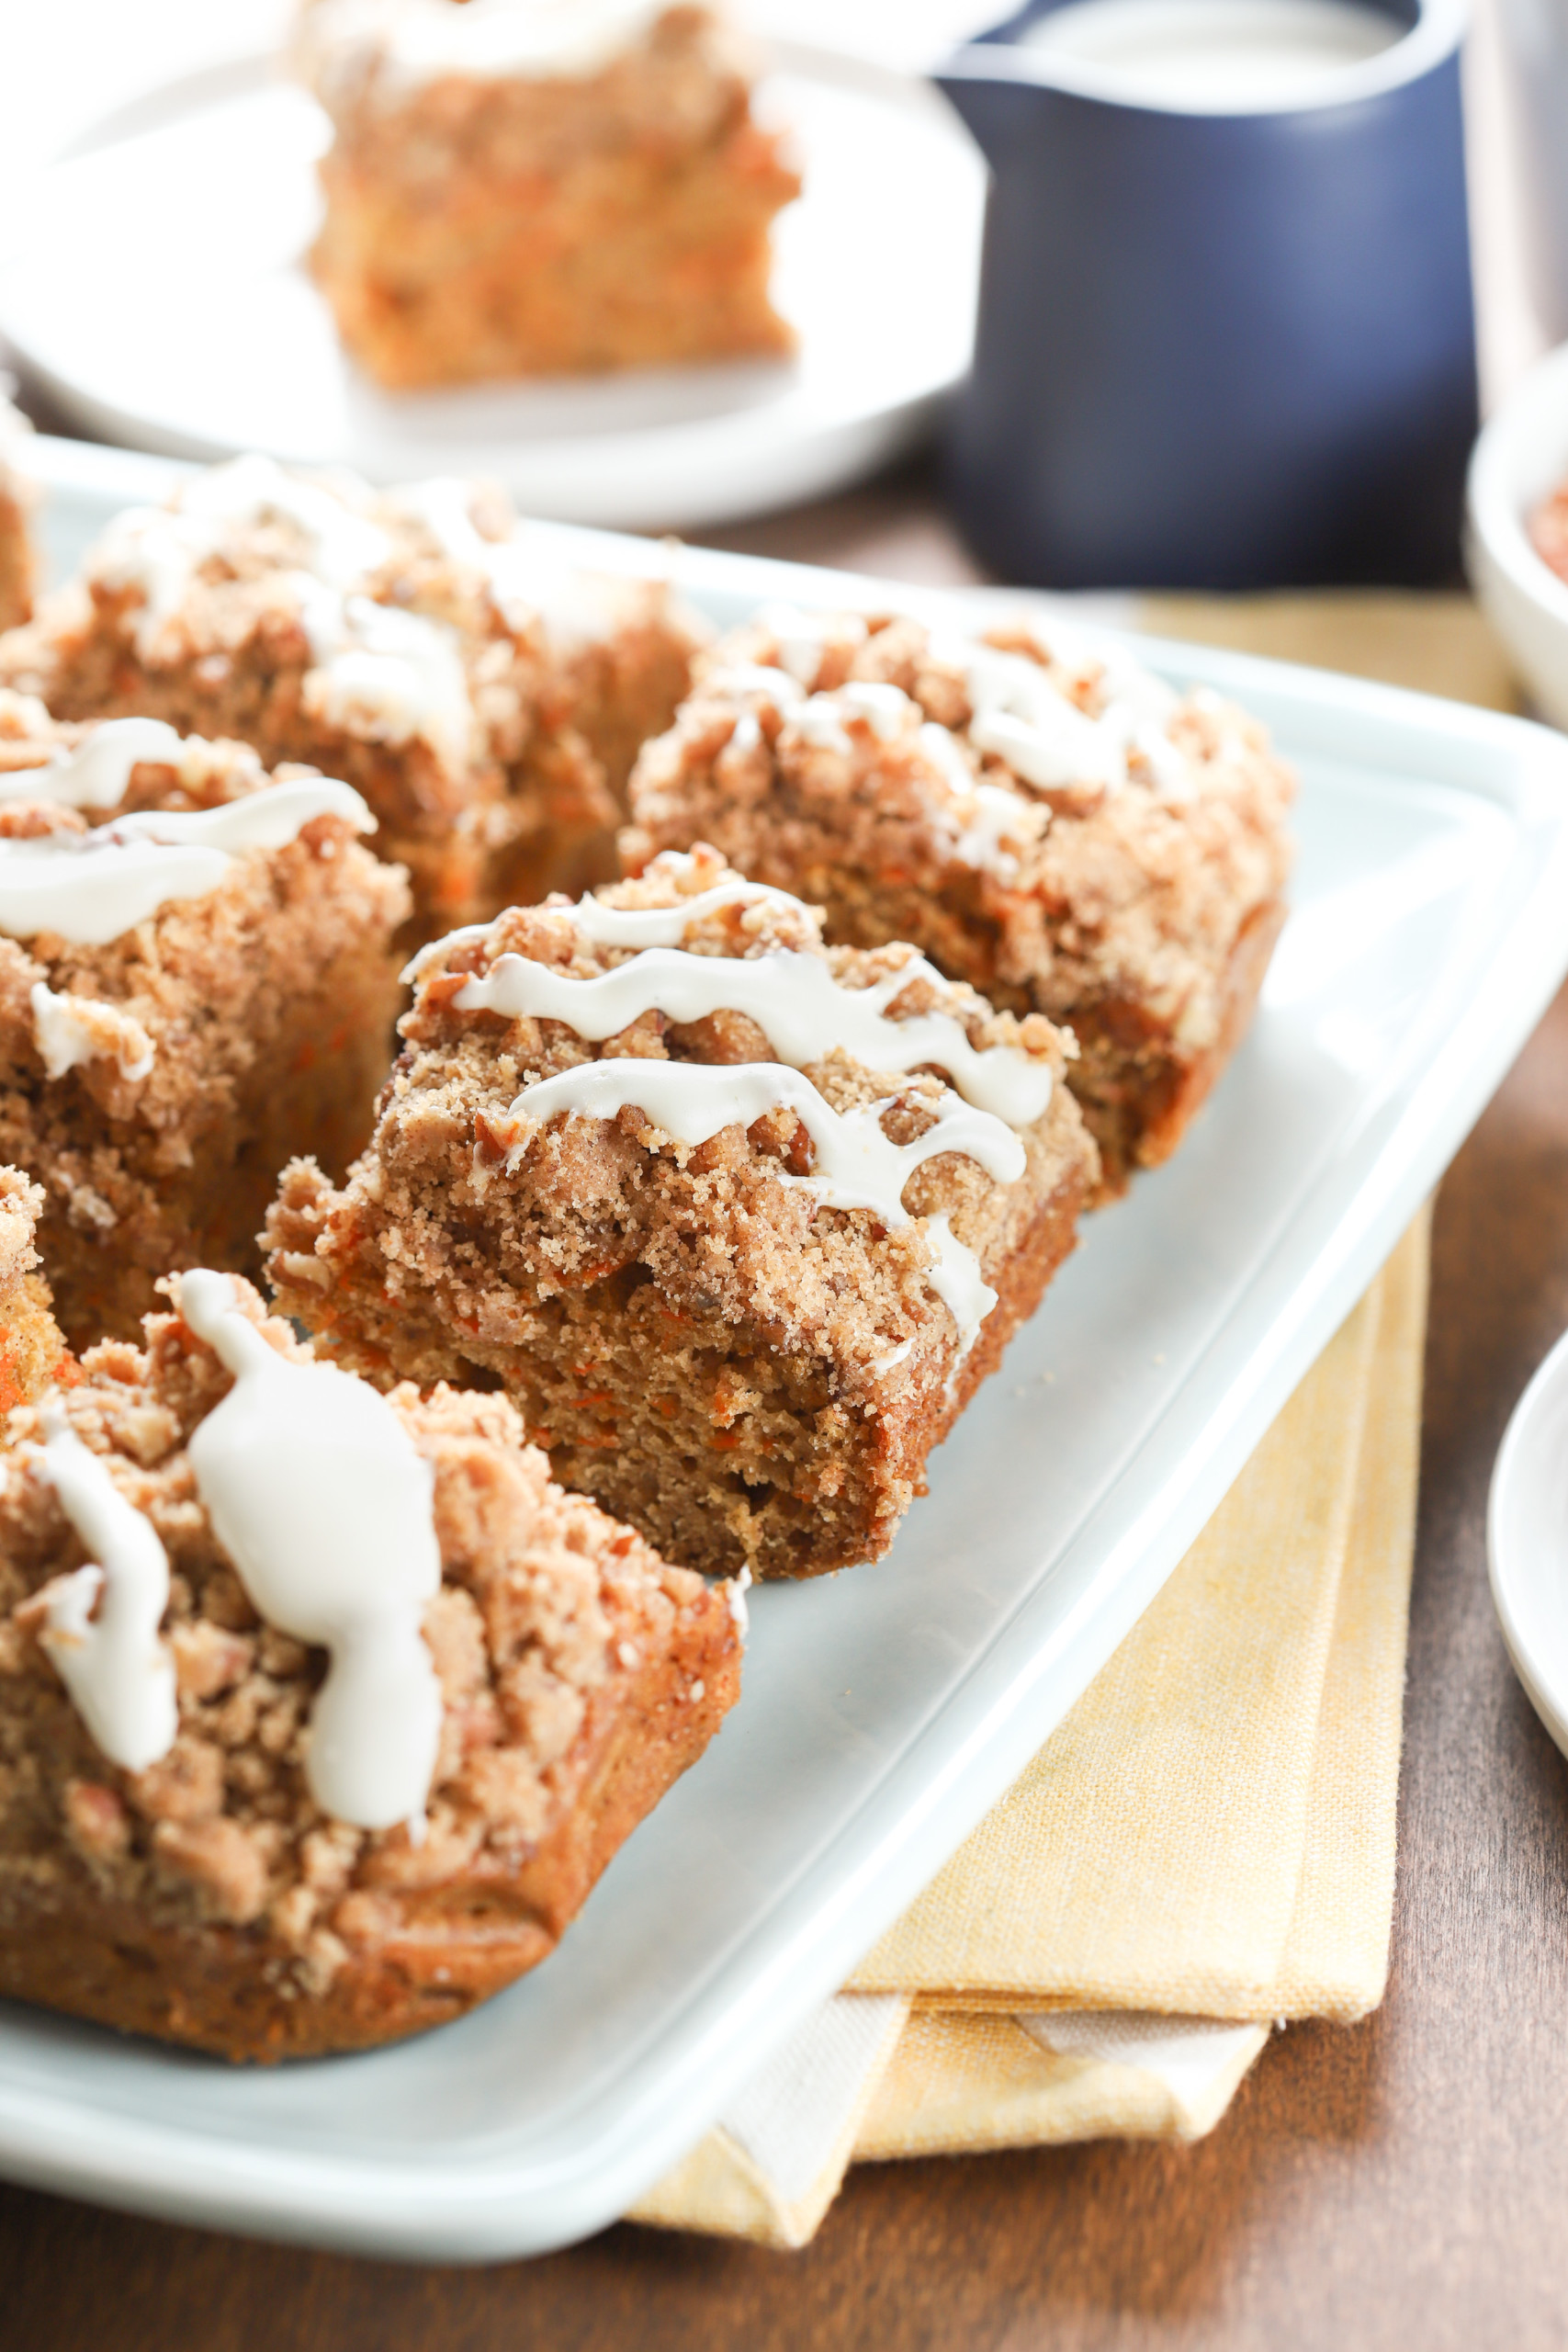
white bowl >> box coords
[1467,338,1568,730]
[1488,1324,1568,1761]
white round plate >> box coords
[1466,336,1568,735]
[1488,1323,1568,1760]
[0,48,983,532]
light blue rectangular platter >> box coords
[1,436,1563,2261]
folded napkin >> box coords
[631,1209,1427,2245]
[629,587,1499,2249]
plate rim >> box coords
[1489,1324,1568,1758]
[0,44,983,531]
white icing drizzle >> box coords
[705,662,807,709]
[727,1566,751,1638]
[457,942,1054,1126]
[930,632,1188,800]
[401,919,493,986]
[94,456,391,654]
[0,777,372,946]
[293,580,475,768]
[772,677,1044,879]
[35,1408,178,1774]
[181,1272,444,1835]
[92,508,217,653]
[0,718,187,811]
[836,682,915,741]
[946,639,1128,791]
[385,477,626,652]
[568,872,799,949]
[925,1213,998,1353]
[947,777,1047,879]
[384,476,492,567]
[730,605,1191,804]
[181,454,391,585]
[756,603,868,689]
[790,682,938,754]
[401,870,796,985]
[501,1059,1022,1357]
[30,980,155,1084]
[310,0,669,96]
[789,696,852,753]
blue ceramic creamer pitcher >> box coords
[935,0,1477,587]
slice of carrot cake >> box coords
[297,0,800,388]
[0,1167,70,1414]
[265,846,1099,1579]
[622,607,1296,1190]
[0,455,705,934]
[0,390,38,634]
[0,690,409,1343]
[0,1271,739,2058]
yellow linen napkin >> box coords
[630,587,1505,2249]
[848,1213,1424,2021]
[632,1214,1427,2245]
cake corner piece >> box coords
[0,1272,740,2060]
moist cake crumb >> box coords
[265,844,1098,1578]
[0,692,410,1342]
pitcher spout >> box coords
[933,51,1052,169]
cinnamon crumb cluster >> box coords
[0,457,705,936]
[623,610,1295,1186]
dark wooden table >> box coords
[6,465,1568,2351]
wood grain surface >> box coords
[5,470,1568,2351]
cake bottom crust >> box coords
[0,1611,737,2062]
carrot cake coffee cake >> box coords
[0,1168,70,1414]
[0,454,704,933]
[0,1271,739,2057]
[623,608,1296,1189]
[297,0,800,387]
[265,847,1098,1579]
[0,691,408,1343]
[0,392,38,634]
